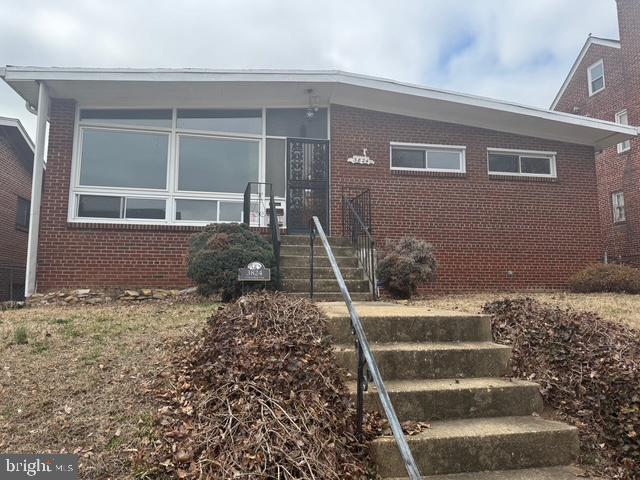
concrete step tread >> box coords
[347,377,539,394]
[372,416,577,443]
[334,341,512,352]
[321,301,487,319]
[280,253,356,259]
[286,292,373,301]
[389,466,587,480]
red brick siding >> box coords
[0,130,31,300]
[37,99,196,290]
[330,104,602,293]
[554,0,640,265]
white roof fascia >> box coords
[0,115,35,151]
[550,36,621,110]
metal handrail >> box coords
[309,216,421,480]
[343,194,377,299]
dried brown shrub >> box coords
[483,298,640,479]
[143,293,377,479]
[569,263,640,294]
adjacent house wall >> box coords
[330,104,602,292]
[0,128,32,300]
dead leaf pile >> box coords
[484,297,640,480]
[142,292,378,479]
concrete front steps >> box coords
[320,302,581,479]
[279,234,373,301]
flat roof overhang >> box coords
[1,67,636,148]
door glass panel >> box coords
[178,136,260,193]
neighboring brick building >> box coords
[0,117,34,301]
[552,0,640,265]
[1,67,635,294]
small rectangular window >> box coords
[175,199,218,222]
[219,202,244,222]
[588,60,605,96]
[615,110,631,153]
[80,109,172,129]
[390,144,465,172]
[125,198,166,220]
[612,192,626,223]
[78,195,122,219]
[177,109,262,135]
[488,149,556,178]
[266,108,328,139]
[16,196,30,230]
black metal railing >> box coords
[243,182,282,289]
[342,190,377,299]
[309,216,421,479]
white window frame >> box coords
[487,148,557,179]
[615,110,631,153]
[612,191,626,223]
[587,59,605,97]
[389,142,466,173]
[68,106,330,226]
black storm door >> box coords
[286,138,330,234]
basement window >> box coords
[390,143,466,173]
[612,192,626,223]
[588,60,605,96]
[487,149,557,178]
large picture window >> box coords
[70,107,328,225]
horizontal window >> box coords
[79,128,169,189]
[488,149,556,178]
[177,109,262,134]
[390,143,466,173]
[77,195,166,220]
[175,199,243,223]
[80,109,172,128]
[266,108,328,139]
[177,135,260,193]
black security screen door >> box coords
[286,138,330,234]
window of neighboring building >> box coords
[16,196,30,230]
[615,110,631,153]
[612,192,626,223]
[71,108,329,225]
[487,149,557,178]
[390,143,466,173]
[588,60,605,96]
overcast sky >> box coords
[0,0,620,139]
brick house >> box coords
[0,116,34,301]
[0,67,635,296]
[552,0,640,265]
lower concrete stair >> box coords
[279,234,373,300]
[320,302,582,479]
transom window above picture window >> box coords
[588,60,605,96]
[612,192,626,223]
[79,109,172,129]
[177,109,262,134]
[616,110,631,153]
[487,149,557,178]
[390,143,466,173]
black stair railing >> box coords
[243,182,282,289]
[342,189,377,299]
[309,216,421,479]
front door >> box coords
[286,138,330,234]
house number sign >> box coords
[347,148,374,165]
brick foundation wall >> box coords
[330,104,602,292]
[37,99,196,291]
[0,130,32,300]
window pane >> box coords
[488,153,519,173]
[80,129,169,189]
[427,150,462,170]
[618,112,629,125]
[177,109,262,134]
[16,197,30,229]
[219,202,243,222]
[520,156,551,175]
[266,138,286,197]
[590,62,604,79]
[391,148,426,169]
[178,136,259,193]
[125,198,166,220]
[266,108,328,139]
[78,195,121,219]
[80,109,172,128]
[591,76,604,92]
[175,199,218,221]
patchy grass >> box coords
[0,300,219,479]
[410,291,640,330]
